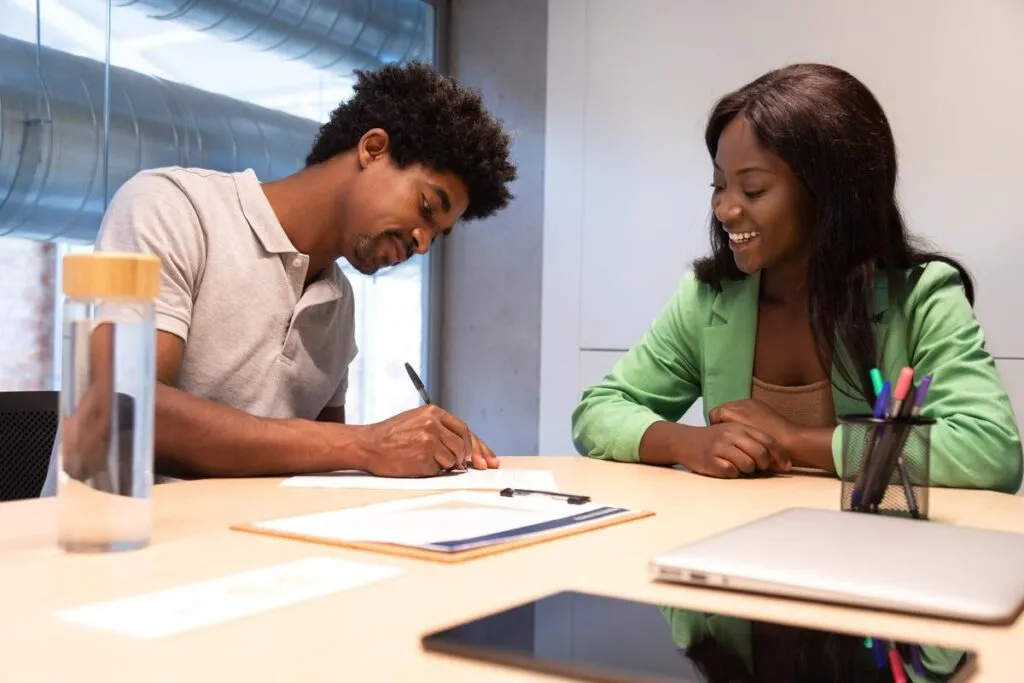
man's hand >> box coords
[355,405,499,477]
[465,430,500,470]
[709,399,798,470]
[62,379,113,483]
[62,322,115,484]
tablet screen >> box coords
[421,591,977,682]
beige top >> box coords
[751,376,836,428]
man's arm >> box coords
[154,333,478,478]
[154,332,366,477]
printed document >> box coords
[251,491,633,552]
[56,557,400,639]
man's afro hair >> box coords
[306,61,517,221]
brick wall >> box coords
[0,237,56,391]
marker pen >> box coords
[870,367,884,398]
[888,367,915,419]
[888,642,908,683]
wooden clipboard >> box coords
[231,507,655,564]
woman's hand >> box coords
[709,399,836,472]
[685,422,791,478]
[709,399,798,455]
[639,420,790,478]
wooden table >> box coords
[1,457,1022,682]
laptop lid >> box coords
[649,507,1024,624]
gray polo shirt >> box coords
[40,167,356,495]
[100,166,357,417]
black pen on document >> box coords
[404,362,432,405]
[500,488,592,505]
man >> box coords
[44,60,517,491]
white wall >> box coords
[540,0,1024,455]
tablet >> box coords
[421,590,978,682]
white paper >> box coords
[280,468,560,492]
[56,557,400,639]
[253,491,628,550]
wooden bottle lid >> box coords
[62,253,161,301]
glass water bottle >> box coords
[57,253,160,552]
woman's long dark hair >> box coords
[693,63,973,402]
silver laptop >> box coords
[649,507,1024,624]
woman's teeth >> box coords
[728,232,759,244]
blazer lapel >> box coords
[699,270,891,420]
[702,273,760,415]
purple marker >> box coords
[911,644,925,676]
[910,375,933,416]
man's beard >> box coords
[350,231,413,275]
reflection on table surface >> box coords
[661,605,970,683]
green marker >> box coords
[870,368,883,398]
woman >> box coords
[571,63,1022,491]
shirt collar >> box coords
[234,169,297,255]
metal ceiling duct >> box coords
[113,0,431,72]
[0,34,319,242]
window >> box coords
[0,0,442,423]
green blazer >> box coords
[572,261,1023,493]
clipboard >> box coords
[231,490,655,564]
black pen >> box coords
[894,377,932,519]
[853,383,892,510]
[500,488,592,505]
[404,361,467,471]
[868,385,918,512]
[404,362,432,405]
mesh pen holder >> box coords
[838,415,934,520]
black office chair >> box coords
[0,391,58,502]
[0,391,144,500]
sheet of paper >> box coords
[253,491,628,549]
[280,468,560,492]
[56,557,400,639]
